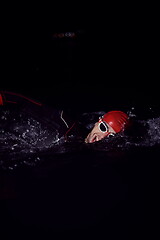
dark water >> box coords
[1,25,160,237]
[0,104,160,238]
[1,108,160,170]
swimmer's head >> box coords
[102,111,129,133]
[85,111,129,143]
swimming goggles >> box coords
[98,118,115,137]
[98,120,109,133]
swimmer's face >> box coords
[85,120,116,143]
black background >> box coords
[1,4,159,111]
[0,4,159,238]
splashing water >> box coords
[0,108,63,169]
[143,117,160,146]
[81,110,160,151]
[0,108,160,170]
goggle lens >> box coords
[98,121,109,133]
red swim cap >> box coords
[102,111,129,133]
[0,94,3,105]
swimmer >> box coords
[0,91,130,144]
[85,111,130,143]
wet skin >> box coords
[85,121,116,143]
